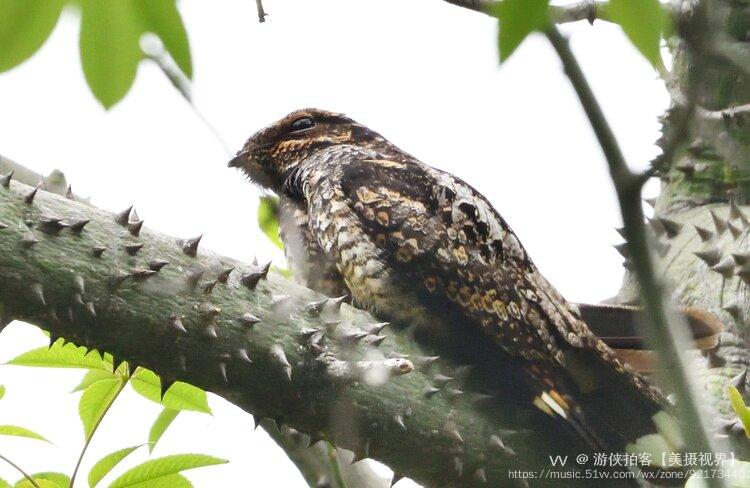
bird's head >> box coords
[229,108,401,194]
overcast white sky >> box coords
[0,1,669,486]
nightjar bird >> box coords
[229,108,678,453]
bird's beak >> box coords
[228,150,251,168]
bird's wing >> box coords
[339,155,592,365]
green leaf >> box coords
[607,0,667,66]
[79,378,125,440]
[130,369,210,414]
[257,196,283,249]
[148,409,179,453]
[728,385,750,437]
[14,480,59,488]
[0,385,5,400]
[0,0,64,72]
[0,425,49,443]
[117,474,192,488]
[7,342,111,371]
[0,477,10,488]
[89,445,144,488]
[491,0,550,62]
[18,473,69,488]
[108,454,226,488]
[79,0,144,108]
[131,0,192,78]
[73,369,119,392]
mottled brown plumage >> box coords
[230,108,672,451]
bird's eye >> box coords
[290,117,315,133]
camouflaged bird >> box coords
[229,108,677,452]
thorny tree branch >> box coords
[0,169,603,487]
[443,0,612,24]
[545,24,724,488]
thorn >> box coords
[123,243,144,256]
[366,322,389,335]
[23,186,38,204]
[181,235,202,257]
[304,299,327,316]
[203,325,218,339]
[711,256,735,278]
[109,271,131,288]
[416,356,440,369]
[364,335,386,346]
[298,328,320,341]
[31,283,45,306]
[694,247,722,266]
[446,428,464,444]
[423,385,440,398]
[730,369,747,392]
[160,377,176,400]
[92,246,106,258]
[148,259,169,272]
[343,331,368,343]
[473,469,487,483]
[217,266,234,283]
[0,171,13,188]
[169,314,187,334]
[65,185,74,200]
[238,313,261,327]
[711,210,727,234]
[433,374,454,385]
[737,266,750,285]
[203,280,218,294]
[235,348,252,363]
[723,301,741,318]
[114,206,132,226]
[613,242,629,259]
[326,295,347,313]
[490,434,516,456]
[49,330,61,348]
[694,225,714,242]
[128,220,144,237]
[444,388,464,399]
[656,217,682,238]
[68,219,90,235]
[21,234,39,249]
[0,221,6,230]
[394,414,406,430]
[270,343,292,380]
[253,416,262,430]
[178,354,187,371]
[218,361,228,382]
[38,216,66,235]
[240,262,271,289]
[644,197,656,208]
[85,301,96,317]
[186,269,204,288]
[131,268,157,281]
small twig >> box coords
[546,24,723,488]
[255,0,267,23]
[326,443,349,488]
[0,453,40,488]
[443,0,612,24]
[697,103,750,124]
[69,378,128,487]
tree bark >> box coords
[0,172,603,487]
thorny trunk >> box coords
[617,0,750,458]
[0,167,617,488]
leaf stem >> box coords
[0,452,40,488]
[69,377,128,488]
[326,443,348,488]
[545,24,723,488]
